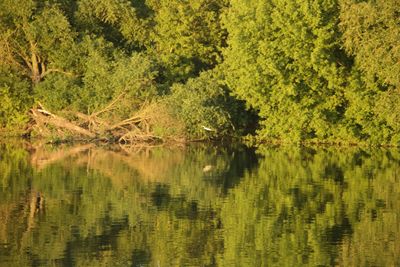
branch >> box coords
[91,93,125,117]
[0,40,26,72]
[40,68,75,78]
[9,38,32,70]
[109,116,146,130]
[32,105,96,138]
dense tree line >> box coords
[0,0,399,145]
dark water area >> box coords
[0,141,399,266]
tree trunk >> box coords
[30,42,41,84]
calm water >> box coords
[0,142,399,266]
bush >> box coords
[165,70,247,140]
[34,37,158,117]
[0,70,32,130]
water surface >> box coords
[0,142,399,266]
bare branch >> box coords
[31,108,96,138]
[40,68,75,78]
[8,37,33,70]
[109,116,147,130]
[91,93,126,117]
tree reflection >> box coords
[0,142,399,266]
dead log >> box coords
[31,108,96,138]
[29,100,184,144]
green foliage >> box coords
[145,0,227,82]
[0,68,32,129]
[221,0,400,145]
[340,0,400,88]
[223,0,350,143]
[342,71,400,146]
[32,35,158,114]
[75,0,227,74]
[1,0,399,145]
[75,0,148,48]
[338,0,400,146]
[1,0,230,140]
[0,0,76,81]
[165,70,242,140]
[73,37,158,114]
[27,5,76,64]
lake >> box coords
[0,141,399,266]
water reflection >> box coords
[0,142,399,266]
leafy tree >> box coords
[223,0,350,143]
[0,0,76,84]
[0,67,32,129]
[340,0,400,145]
[34,36,158,114]
[75,0,148,49]
[340,0,400,89]
[145,0,228,83]
[1,0,399,145]
[0,0,77,129]
[165,70,250,140]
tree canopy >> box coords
[0,0,399,145]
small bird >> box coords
[201,125,214,132]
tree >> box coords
[222,0,350,143]
[75,0,148,49]
[0,66,32,129]
[165,70,244,140]
[339,0,400,145]
[0,0,76,84]
[340,0,400,89]
[145,0,228,83]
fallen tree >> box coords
[31,108,96,138]
[29,99,186,145]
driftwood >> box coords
[29,97,185,144]
[31,108,96,138]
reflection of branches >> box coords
[0,203,16,241]
[31,143,94,170]
[119,143,164,155]
[88,147,185,183]
[29,144,185,183]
